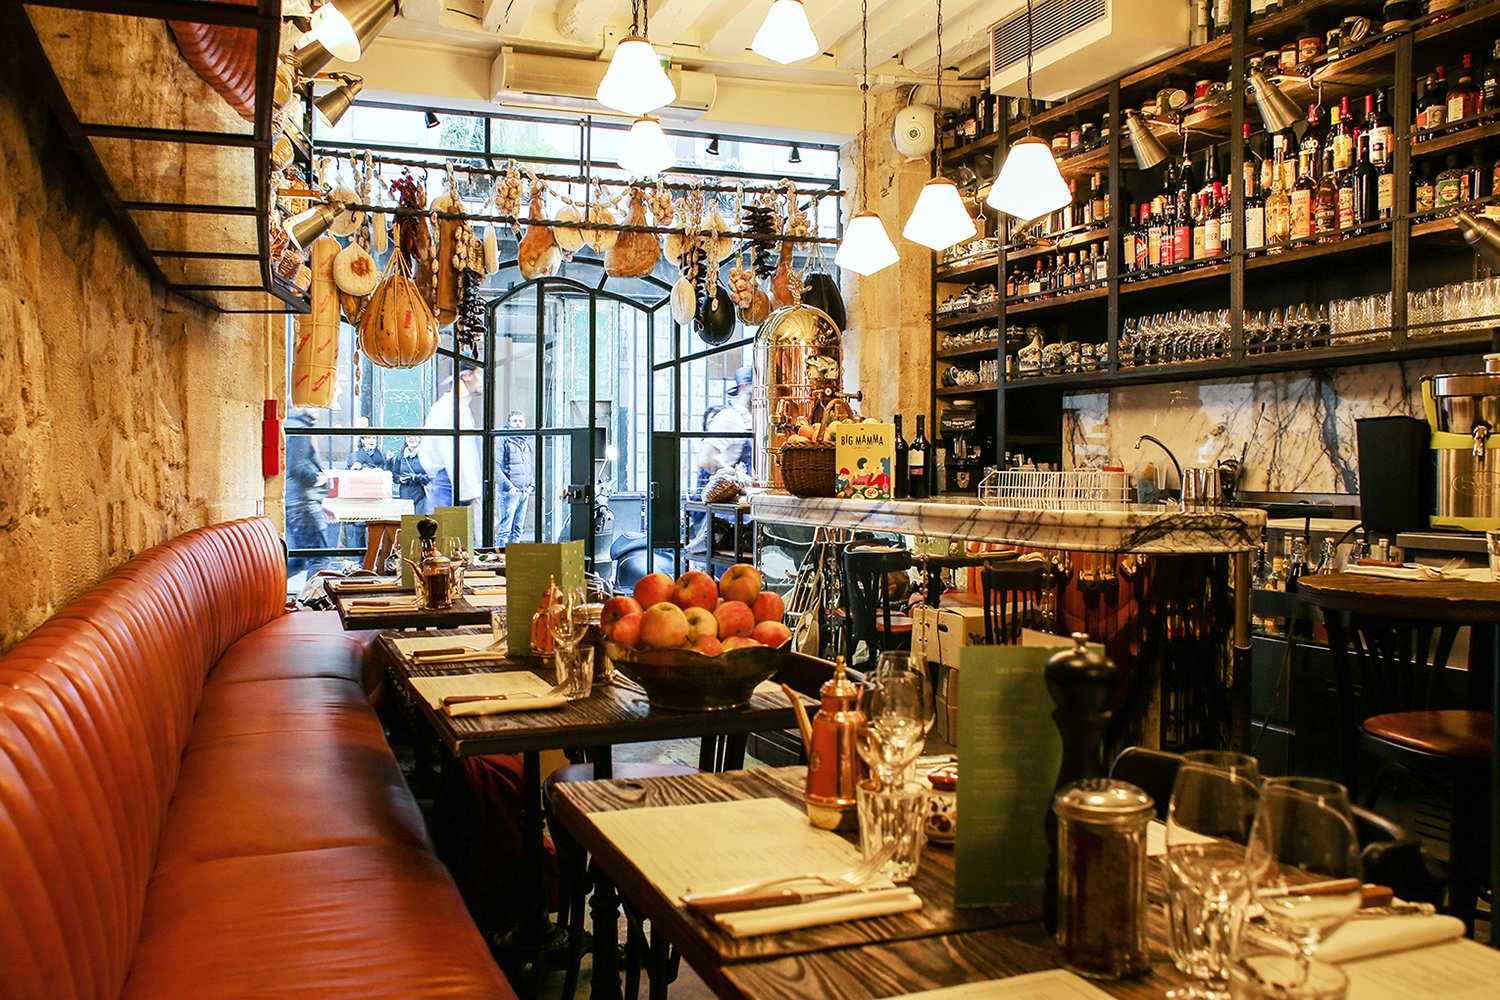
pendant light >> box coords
[1249,65,1303,135]
[902,0,976,251]
[597,1,676,117]
[752,0,821,65]
[285,200,345,250]
[836,0,900,277]
[985,0,1069,222]
[295,0,398,76]
[313,73,363,129]
[618,116,676,176]
[1124,109,1169,169]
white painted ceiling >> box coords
[352,0,1024,141]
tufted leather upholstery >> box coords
[0,517,513,1000]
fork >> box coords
[684,842,897,901]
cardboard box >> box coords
[912,605,987,745]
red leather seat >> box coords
[1363,710,1494,760]
[0,517,513,1000]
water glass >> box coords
[1486,530,1500,580]
[555,644,594,700]
[856,779,927,882]
[1227,955,1348,1000]
[857,652,933,788]
[490,610,508,649]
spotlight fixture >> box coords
[285,200,346,250]
[425,111,441,128]
[752,0,820,65]
[1249,65,1303,134]
[313,73,363,130]
[788,144,802,164]
[835,0,899,276]
[902,0,976,252]
[705,136,720,156]
[985,0,1069,223]
[295,0,398,76]
[597,1,676,117]
[1456,211,1500,271]
[618,116,676,177]
[1124,110,1170,170]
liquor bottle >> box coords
[1204,187,1223,258]
[1329,97,1355,174]
[1213,0,1232,36]
[1148,197,1165,269]
[1365,91,1393,167]
[1174,152,1195,265]
[1136,203,1152,272]
[1285,536,1307,593]
[1299,104,1324,173]
[1447,54,1479,127]
[1436,153,1465,209]
[1338,140,1358,233]
[1415,162,1437,214]
[1218,176,1234,254]
[1374,137,1395,222]
[1242,123,1260,197]
[907,415,931,500]
[1266,140,1291,249]
[1315,147,1338,241]
[1418,68,1447,134]
[893,414,910,498]
[1290,142,1317,243]
[1092,245,1108,282]
[1466,148,1486,202]
[1352,132,1378,230]
[1244,160,1266,252]
[1089,172,1107,225]
[1484,40,1500,114]
[1122,205,1138,274]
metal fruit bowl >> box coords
[603,640,792,711]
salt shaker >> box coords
[1053,779,1153,980]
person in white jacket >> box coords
[419,366,484,508]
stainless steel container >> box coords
[751,304,844,488]
[1422,354,1500,529]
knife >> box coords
[681,886,876,917]
[441,692,540,707]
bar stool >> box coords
[979,559,1052,644]
[362,518,400,572]
[840,544,914,666]
[1298,574,1495,935]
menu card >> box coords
[1341,938,1500,1000]
[407,670,554,711]
[399,506,474,588]
[834,422,896,500]
[953,642,1068,907]
[504,541,584,657]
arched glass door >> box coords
[486,276,656,568]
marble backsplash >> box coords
[1062,355,1480,494]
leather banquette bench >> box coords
[0,517,515,999]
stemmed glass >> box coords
[547,584,587,655]
[856,651,933,789]
[1163,752,1262,1000]
[1247,777,1363,988]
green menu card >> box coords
[399,506,474,589]
[953,642,1068,907]
[504,541,585,657]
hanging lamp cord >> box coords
[860,0,869,210]
[1025,0,1035,137]
[935,0,944,175]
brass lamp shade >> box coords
[1125,111,1169,170]
[1249,67,1302,134]
[286,201,345,250]
[1456,211,1500,271]
[294,0,398,77]
[313,75,363,129]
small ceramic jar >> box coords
[925,764,957,844]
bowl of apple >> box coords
[601,564,793,711]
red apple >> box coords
[633,572,675,609]
[684,607,717,643]
[600,595,643,635]
[639,602,691,649]
[691,634,724,656]
[751,620,792,647]
[672,570,718,612]
[751,591,785,625]
[611,611,644,650]
[714,600,756,640]
[717,563,763,604]
[722,636,762,651]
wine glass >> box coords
[548,584,587,655]
[1248,777,1363,988]
[857,652,932,789]
[1163,752,1262,1000]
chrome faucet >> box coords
[1134,435,1184,496]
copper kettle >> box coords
[788,657,865,831]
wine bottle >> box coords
[1447,54,1479,127]
[893,414,910,499]
[908,415,931,500]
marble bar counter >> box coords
[750,494,1267,555]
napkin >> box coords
[1344,559,1487,583]
[711,887,922,938]
[1246,912,1465,964]
[346,596,421,612]
[333,578,399,591]
[467,593,509,608]
[445,694,567,717]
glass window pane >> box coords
[681,344,754,439]
[491,288,539,427]
[595,297,651,497]
[540,434,572,545]
[542,286,592,428]
[288,321,455,430]
[492,432,538,546]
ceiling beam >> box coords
[699,1,773,59]
[555,0,620,43]
[835,0,996,71]
[401,0,446,25]
[481,0,541,34]
[646,0,708,46]
[808,0,870,52]
[902,0,1012,76]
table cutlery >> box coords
[681,842,896,905]
[683,883,890,917]
[440,682,566,709]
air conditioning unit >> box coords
[490,47,717,120]
[989,0,1188,102]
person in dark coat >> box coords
[392,435,431,514]
[496,410,535,546]
[285,408,332,576]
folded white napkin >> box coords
[445,694,567,717]
[334,578,399,590]
[711,887,922,938]
[467,593,509,608]
[1147,819,1216,858]
[345,596,421,612]
[1345,559,1488,583]
[1247,913,1466,964]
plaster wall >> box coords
[0,50,270,648]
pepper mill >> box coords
[802,657,865,831]
[1042,632,1118,931]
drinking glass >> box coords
[548,585,587,655]
[857,652,932,789]
[1248,778,1362,988]
[856,779,928,881]
[1227,954,1348,999]
[556,644,595,700]
[490,610,508,650]
[1164,752,1262,1000]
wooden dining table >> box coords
[379,630,814,997]
[328,575,506,630]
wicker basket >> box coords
[780,444,837,497]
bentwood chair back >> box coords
[840,544,914,665]
[979,560,1051,644]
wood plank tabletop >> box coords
[549,766,1037,998]
[331,584,502,631]
[380,629,810,758]
[1299,573,1500,622]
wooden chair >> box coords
[362,518,400,572]
[839,544,914,666]
[979,559,1052,644]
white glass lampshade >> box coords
[597,37,677,117]
[752,0,821,65]
[903,178,977,251]
[835,212,900,276]
[618,117,676,177]
[985,136,1071,222]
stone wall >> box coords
[0,50,269,649]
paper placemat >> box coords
[880,969,1115,999]
[392,633,495,655]
[345,596,421,613]
[408,670,554,710]
[1341,937,1500,1000]
[464,569,501,579]
[467,593,509,608]
[591,798,876,901]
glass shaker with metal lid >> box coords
[1054,778,1154,980]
